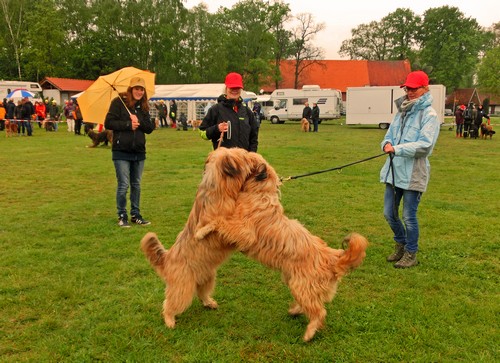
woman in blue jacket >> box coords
[380,71,440,268]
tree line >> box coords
[0,0,497,94]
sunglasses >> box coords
[404,86,422,92]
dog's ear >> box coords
[254,163,268,181]
[221,154,241,178]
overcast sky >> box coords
[183,0,499,59]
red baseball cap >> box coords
[401,71,429,88]
[225,72,243,89]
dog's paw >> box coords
[202,297,218,309]
[195,224,216,240]
[164,315,176,329]
[288,303,303,316]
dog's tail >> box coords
[335,233,368,276]
[140,232,168,274]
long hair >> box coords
[124,87,150,112]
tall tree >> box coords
[417,6,490,90]
[288,13,325,88]
[477,22,500,94]
[339,8,420,61]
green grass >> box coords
[1,120,498,362]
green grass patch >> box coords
[1,121,498,362]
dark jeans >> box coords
[313,119,319,132]
[113,159,145,218]
[75,119,83,134]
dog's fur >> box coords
[141,147,368,342]
[87,129,112,147]
[301,118,310,132]
[5,120,18,137]
[480,124,495,139]
[191,119,202,130]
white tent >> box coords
[151,84,254,120]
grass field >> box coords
[1,119,498,362]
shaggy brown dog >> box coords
[87,129,112,147]
[5,120,18,137]
[480,123,495,139]
[191,119,202,130]
[141,147,368,342]
[301,118,310,132]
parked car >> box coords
[445,108,453,116]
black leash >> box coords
[280,153,387,181]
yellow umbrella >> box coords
[78,67,155,124]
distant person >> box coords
[155,100,168,128]
[454,105,465,138]
[64,100,75,133]
[302,101,312,131]
[169,100,177,128]
[21,97,35,136]
[380,70,440,268]
[474,104,490,133]
[104,77,155,227]
[252,101,262,124]
[463,102,475,138]
[312,102,320,132]
[0,101,5,131]
[74,101,84,135]
[199,72,259,151]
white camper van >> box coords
[267,85,342,124]
[0,80,43,100]
[346,85,446,129]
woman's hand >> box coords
[130,114,140,130]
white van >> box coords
[267,85,342,124]
[346,85,446,129]
[0,80,43,100]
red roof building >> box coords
[40,77,94,104]
[263,59,412,101]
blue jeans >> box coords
[113,159,145,218]
[383,184,422,253]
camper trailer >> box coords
[346,85,446,129]
[267,85,342,124]
[0,80,43,100]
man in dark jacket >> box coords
[199,72,259,152]
[21,97,35,136]
[104,77,155,227]
[302,101,312,131]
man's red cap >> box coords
[225,72,243,89]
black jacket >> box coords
[200,95,259,152]
[312,105,320,121]
[104,96,154,159]
[302,106,312,120]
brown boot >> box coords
[394,251,418,268]
[386,243,405,262]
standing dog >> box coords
[301,118,310,132]
[141,147,368,342]
[480,124,495,139]
[5,120,18,137]
[87,129,112,147]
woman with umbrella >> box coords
[104,77,155,227]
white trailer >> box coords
[0,80,43,100]
[346,85,446,129]
[267,85,342,124]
